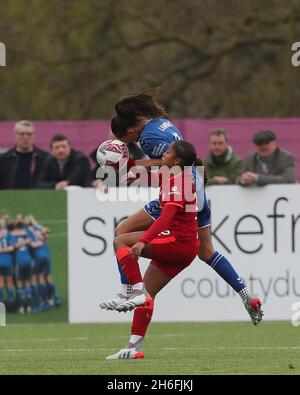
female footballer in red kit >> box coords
[106,140,201,360]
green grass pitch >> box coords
[0,321,299,375]
[1,191,299,375]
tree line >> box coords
[0,0,300,120]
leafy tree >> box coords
[0,0,300,120]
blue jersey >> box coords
[139,119,183,159]
[0,232,14,268]
[139,118,205,210]
[14,229,32,267]
[30,232,50,261]
[31,225,51,259]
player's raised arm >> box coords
[134,158,163,167]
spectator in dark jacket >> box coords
[37,134,91,189]
[237,130,296,186]
[0,120,49,189]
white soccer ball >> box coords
[96,139,129,169]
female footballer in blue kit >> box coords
[12,223,34,313]
[0,219,14,306]
[100,90,263,325]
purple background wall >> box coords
[0,118,299,180]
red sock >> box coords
[131,298,154,336]
[116,247,143,285]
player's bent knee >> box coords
[7,278,14,287]
[198,246,215,263]
[113,234,127,250]
[115,224,125,237]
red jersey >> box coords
[141,170,199,245]
[159,170,198,243]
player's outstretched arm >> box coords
[139,204,179,244]
[135,158,163,167]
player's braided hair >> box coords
[111,89,167,138]
[173,140,208,185]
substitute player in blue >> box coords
[0,219,15,307]
[100,90,263,325]
[12,223,34,314]
[26,216,61,308]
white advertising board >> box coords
[68,185,300,323]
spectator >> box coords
[0,120,49,189]
[37,134,91,189]
[237,130,296,186]
[204,129,244,185]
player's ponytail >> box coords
[115,89,167,120]
[195,158,208,185]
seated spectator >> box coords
[237,130,296,186]
[37,134,91,189]
[204,129,244,185]
[0,120,49,189]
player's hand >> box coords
[121,170,137,185]
[93,179,109,193]
[241,171,257,185]
[213,176,228,184]
[55,181,69,190]
[129,242,145,258]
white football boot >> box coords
[106,338,144,360]
[105,347,144,360]
[115,290,152,313]
[99,284,133,311]
[244,294,264,325]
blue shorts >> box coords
[15,265,32,281]
[144,196,211,229]
[32,256,51,276]
[0,266,13,277]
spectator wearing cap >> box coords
[237,130,296,186]
[37,134,92,189]
[0,121,50,189]
[204,129,244,185]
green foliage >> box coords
[1,0,300,119]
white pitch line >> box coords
[39,220,67,224]
[162,346,300,351]
[0,348,114,352]
[48,233,67,238]
[0,346,299,353]
[0,337,88,343]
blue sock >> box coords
[31,285,40,305]
[39,284,47,303]
[7,288,14,303]
[47,283,57,299]
[206,252,245,293]
[26,286,32,304]
[16,288,24,307]
[117,259,130,285]
[0,288,3,302]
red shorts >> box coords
[150,235,199,279]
